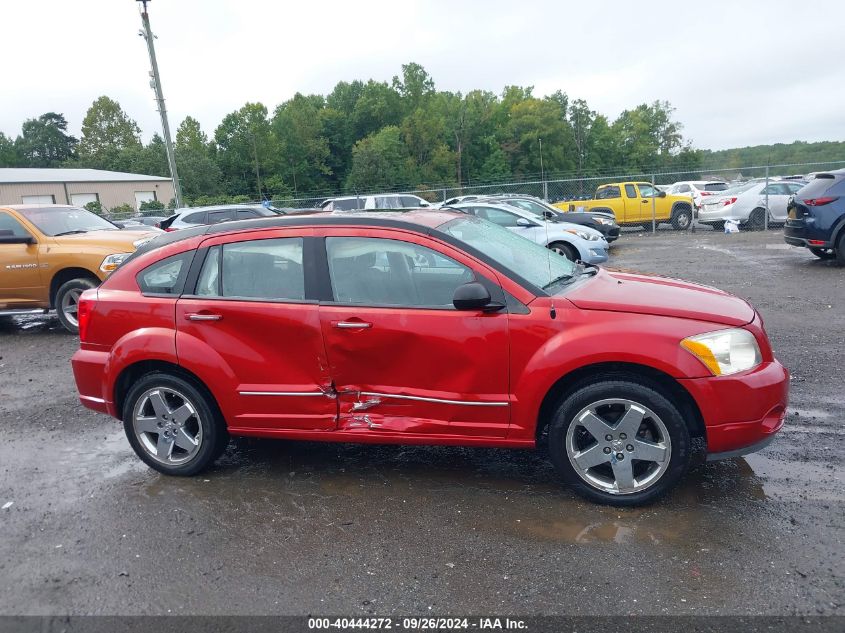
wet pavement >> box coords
[0,229,842,616]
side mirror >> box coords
[543,210,555,219]
[453,282,495,311]
[0,230,34,245]
[516,217,533,228]
[658,190,667,198]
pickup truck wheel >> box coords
[123,372,229,476]
[55,278,97,334]
[548,241,578,262]
[809,247,836,260]
[671,206,692,230]
[548,379,691,506]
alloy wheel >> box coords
[565,398,671,495]
[60,289,83,327]
[132,387,203,465]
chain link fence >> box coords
[263,159,845,236]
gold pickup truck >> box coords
[554,181,694,230]
[0,205,156,332]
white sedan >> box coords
[452,201,609,264]
[698,180,805,229]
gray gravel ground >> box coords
[0,228,842,616]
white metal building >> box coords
[0,168,175,210]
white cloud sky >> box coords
[2,0,844,151]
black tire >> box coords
[547,377,691,506]
[671,205,692,230]
[746,208,766,231]
[122,371,229,476]
[837,231,845,266]
[809,247,836,260]
[55,277,97,334]
[548,241,579,262]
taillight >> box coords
[722,197,737,207]
[164,227,176,232]
[804,197,839,206]
[700,191,713,196]
[77,295,93,342]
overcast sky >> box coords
[3,0,844,151]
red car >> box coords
[71,211,788,505]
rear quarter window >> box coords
[137,252,193,296]
[798,175,841,198]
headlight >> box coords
[566,229,599,241]
[100,253,131,273]
[595,218,615,226]
[681,328,761,376]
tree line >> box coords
[1,63,840,207]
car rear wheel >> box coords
[548,378,691,506]
[809,247,836,260]
[671,206,692,230]
[747,208,767,230]
[55,278,97,334]
[837,232,845,266]
[123,372,229,476]
[548,241,579,262]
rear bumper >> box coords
[680,360,789,456]
[71,348,115,417]
[784,221,833,249]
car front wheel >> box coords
[548,241,579,262]
[123,372,229,476]
[55,278,97,333]
[548,378,691,506]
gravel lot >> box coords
[0,229,842,617]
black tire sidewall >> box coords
[55,278,97,333]
[836,232,845,266]
[122,372,226,476]
[549,241,578,262]
[672,207,691,230]
[548,379,691,506]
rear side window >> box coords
[797,175,838,199]
[624,184,637,198]
[195,238,305,301]
[236,209,259,219]
[208,210,234,224]
[182,212,206,224]
[137,252,193,295]
[597,186,621,199]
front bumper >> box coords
[680,360,789,456]
[580,244,609,264]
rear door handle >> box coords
[185,313,222,321]
[333,320,372,329]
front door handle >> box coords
[185,313,222,322]
[333,320,372,330]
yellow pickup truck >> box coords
[0,205,156,332]
[554,182,694,230]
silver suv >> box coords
[159,204,278,231]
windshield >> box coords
[438,215,578,293]
[18,206,118,236]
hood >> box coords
[53,229,157,252]
[566,269,755,326]
[547,221,604,238]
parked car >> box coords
[70,210,788,506]
[452,201,609,263]
[126,215,168,227]
[667,181,729,209]
[321,194,431,211]
[434,195,481,208]
[698,180,805,230]
[0,204,157,332]
[784,169,845,263]
[555,182,695,230]
[481,194,621,243]
[159,205,279,231]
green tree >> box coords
[612,100,684,170]
[0,132,20,167]
[272,93,331,195]
[392,62,435,114]
[345,126,413,192]
[77,96,142,169]
[214,102,276,197]
[175,116,222,198]
[15,113,77,167]
[350,80,403,141]
[502,97,576,177]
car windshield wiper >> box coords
[53,230,89,236]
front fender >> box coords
[507,306,715,440]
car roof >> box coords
[172,204,269,214]
[1,204,84,212]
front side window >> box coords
[196,238,304,301]
[326,237,474,308]
[137,252,192,295]
[637,184,658,198]
[0,212,31,237]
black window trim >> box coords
[136,250,196,298]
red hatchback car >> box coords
[71,211,788,505]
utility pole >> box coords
[539,138,547,201]
[137,0,183,208]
